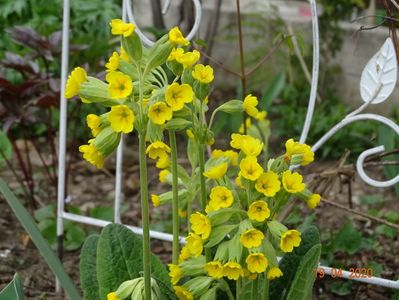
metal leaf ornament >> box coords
[360,37,397,104]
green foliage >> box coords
[0,273,25,300]
[80,235,101,300]
[330,280,352,296]
[0,130,12,163]
[333,222,362,255]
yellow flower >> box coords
[186,129,195,140]
[239,156,263,181]
[107,71,133,99]
[169,27,189,46]
[159,169,170,183]
[223,262,243,280]
[282,170,305,193]
[255,172,281,197]
[185,233,203,257]
[148,102,173,125]
[240,137,263,157]
[190,212,211,240]
[230,133,245,149]
[174,286,193,300]
[178,209,187,218]
[209,186,234,210]
[307,193,321,209]
[105,51,120,71]
[203,162,228,180]
[206,137,215,146]
[108,105,134,133]
[243,94,259,118]
[146,141,171,159]
[204,261,224,279]
[165,83,194,111]
[246,253,268,273]
[168,264,183,285]
[86,114,102,137]
[267,267,283,280]
[211,149,238,166]
[119,47,130,62]
[239,118,252,134]
[192,64,214,84]
[168,47,185,61]
[107,292,120,300]
[79,144,104,168]
[240,229,265,249]
[235,176,244,188]
[179,245,191,263]
[151,194,161,207]
[243,269,258,280]
[176,50,200,68]
[255,110,267,121]
[285,138,314,166]
[156,153,170,169]
[247,200,270,222]
[65,67,87,99]
[280,230,301,252]
[110,19,135,37]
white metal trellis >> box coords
[56,0,399,292]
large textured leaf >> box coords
[0,273,25,300]
[269,226,320,300]
[96,224,173,300]
[360,37,397,104]
[80,235,100,300]
[286,244,321,300]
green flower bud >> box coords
[183,276,213,298]
[267,220,288,238]
[122,33,143,63]
[216,100,244,114]
[115,278,141,299]
[92,126,121,157]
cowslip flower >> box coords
[110,19,135,37]
[239,117,252,134]
[119,47,130,62]
[243,94,259,118]
[165,83,194,111]
[240,229,265,248]
[235,176,244,189]
[79,144,104,168]
[246,253,268,273]
[204,261,224,279]
[282,170,305,193]
[185,233,203,257]
[151,194,161,207]
[107,292,120,300]
[108,105,134,133]
[65,67,87,99]
[255,110,267,121]
[247,200,270,222]
[203,162,228,180]
[148,102,173,125]
[159,169,170,183]
[169,27,189,46]
[146,141,171,159]
[223,262,243,280]
[156,153,170,169]
[176,50,200,68]
[105,51,120,71]
[211,149,238,166]
[192,64,214,84]
[285,138,314,166]
[255,171,281,197]
[179,245,191,263]
[240,136,263,157]
[168,47,185,61]
[239,156,263,181]
[243,269,258,280]
[168,264,183,285]
[280,229,301,252]
[190,212,211,240]
[267,267,283,280]
[208,186,234,210]
[179,209,187,218]
[86,114,102,137]
[307,193,321,209]
[174,286,193,300]
[107,71,133,99]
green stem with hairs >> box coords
[251,277,259,300]
[236,278,242,300]
[263,276,269,300]
[169,130,180,264]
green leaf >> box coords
[375,224,397,238]
[330,281,352,296]
[333,222,362,254]
[96,224,172,300]
[0,130,12,163]
[359,194,384,206]
[165,119,192,131]
[0,273,25,300]
[0,179,81,299]
[205,224,238,248]
[80,235,100,300]
[260,71,285,110]
[65,225,86,250]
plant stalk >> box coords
[251,277,259,300]
[263,276,269,300]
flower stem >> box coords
[236,278,242,300]
[262,276,269,300]
[139,132,152,299]
[169,130,180,264]
[251,277,259,300]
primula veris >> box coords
[235,176,244,189]
[186,129,195,140]
[255,110,267,121]
[307,193,321,209]
[223,262,243,280]
[159,169,170,183]
[65,67,87,99]
[105,51,120,71]
[280,229,301,252]
[285,138,314,166]
[243,94,259,118]
[146,141,171,159]
[192,64,214,84]
[203,162,228,180]
[156,153,170,169]
[107,292,120,300]
[240,229,265,248]
[173,286,193,300]
[86,114,102,137]
[151,194,161,207]
[239,156,263,181]
[185,233,203,256]
[240,136,263,157]
[267,267,283,280]
[247,200,270,222]
[282,170,305,193]
[148,102,173,125]
[204,261,224,279]
[119,47,130,62]
[211,149,238,166]
[208,186,234,210]
[178,209,187,218]
[168,48,185,61]
[79,144,104,168]
[179,245,191,263]
[246,253,268,273]
[168,264,183,285]
[110,19,135,37]
[107,71,133,99]
[108,105,134,133]
[190,212,211,240]
[239,117,252,134]
[169,27,190,46]
[165,83,194,111]
[176,50,200,68]
[255,171,281,197]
